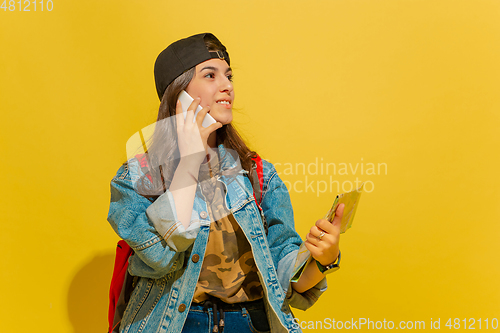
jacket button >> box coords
[191,254,200,263]
[178,303,186,312]
[199,211,208,219]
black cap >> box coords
[154,33,230,100]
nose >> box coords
[219,77,233,94]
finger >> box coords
[184,97,201,124]
[204,121,222,134]
[175,100,185,127]
[188,97,202,112]
[315,219,336,235]
[310,225,327,239]
[185,109,196,125]
[336,203,345,219]
[304,241,324,262]
[304,240,320,256]
[305,232,321,247]
[310,225,320,237]
[187,97,201,124]
[331,203,345,229]
[195,105,210,127]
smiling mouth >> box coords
[216,100,231,105]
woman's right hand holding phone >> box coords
[175,97,221,165]
[170,97,221,229]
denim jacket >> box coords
[107,145,327,333]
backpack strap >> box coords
[251,154,268,235]
[250,154,264,205]
[135,153,153,183]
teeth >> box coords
[217,101,230,105]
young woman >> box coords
[107,33,344,333]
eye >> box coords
[204,72,215,79]
[226,74,233,82]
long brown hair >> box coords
[136,35,256,199]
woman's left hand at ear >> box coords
[304,203,344,266]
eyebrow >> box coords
[199,66,232,73]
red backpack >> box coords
[108,154,266,333]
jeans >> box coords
[181,299,270,333]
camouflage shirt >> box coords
[193,152,264,304]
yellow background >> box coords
[1,0,499,332]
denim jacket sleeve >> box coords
[107,160,199,279]
[260,160,328,310]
